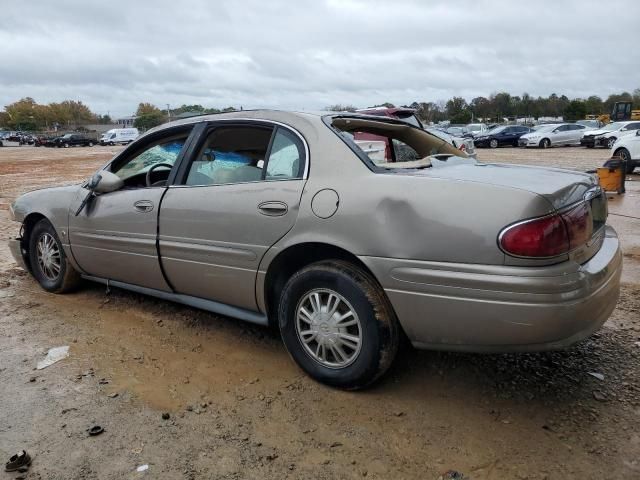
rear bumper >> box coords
[359,226,622,352]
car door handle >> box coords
[258,201,288,216]
[133,200,154,213]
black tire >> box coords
[615,148,635,173]
[586,144,595,148]
[63,143,69,148]
[109,141,115,146]
[88,141,94,147]
[606,137,617,149]
[489,139,498,148]
[540,138,550,149]
[28,219,81,293]
[278,260,399,390]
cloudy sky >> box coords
[1,0,638,117]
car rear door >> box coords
[569,125,585,144]
[68,124,197,291]
[158,121,308,310]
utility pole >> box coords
[166,104,171,122]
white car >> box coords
[466,123,489,137]
[518,123,587,148]
[611,130,640,173]
[581,121,640,149]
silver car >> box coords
[519,123,588,148]
[9,110,622,389]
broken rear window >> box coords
[328,116,465,171]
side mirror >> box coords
[89,171,123,194]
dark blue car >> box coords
[474,125,532,148]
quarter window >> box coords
[265,128,305,180]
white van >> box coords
[100,128,139,145]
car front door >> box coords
[549,125,566,145]
[158,121,308,310]
[68,125,196,290]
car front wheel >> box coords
[489,139,498,148]
[28,219,80,293]
[278,260,399,390]
[540,138,550,149]
[607,137,617,149]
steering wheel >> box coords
[146,163,174,187]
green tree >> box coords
[564,100,586,121]
[445,97,471,123]
[134,103,166,130]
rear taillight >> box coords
[561,202,592,249]
[499,202,593,258]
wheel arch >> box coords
[19,212,48,272]
[261,242,390,327]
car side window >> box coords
[110,133,189,186]
[265,128,305,180]
[185,126,273,186]
[627,123,640,130]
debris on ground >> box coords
[438,470,467,480]
[87,425,104,436]
[36,346,69,370]
[587,372,605,381]
[593,391,608,402]
[136,464,149,472]
[162,413,170,420]
[4,450,32,472]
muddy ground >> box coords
[0,145,639,479]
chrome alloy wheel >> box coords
[36,233,61,281]
[295,289,362,368]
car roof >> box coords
[147,109,418,136]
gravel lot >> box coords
[0,144,639,479]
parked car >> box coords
[355,107,476,157]
[580,121,640,149]
[8,110,621,389]
[52,133,95,148]
[466,123,489,137]
[100,128,139,146]
[576,119,604,129]
[445,125,473,138]
[0,132,22,147]
[611,130,640,173]
[474,125,532,148]
[425,128,476,157]
[519,123,587,148]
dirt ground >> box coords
[0,144,639,479]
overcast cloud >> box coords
[1,0,639,117]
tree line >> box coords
[3,89,639,132]
[328,88,640,124]
[0,98,238,131]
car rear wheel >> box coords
[28,219,80,293]
[278,260,399,390]
[606,137,617,149]
[489,139,498,148]
[88,141,94,147]
[540,138,550,149]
